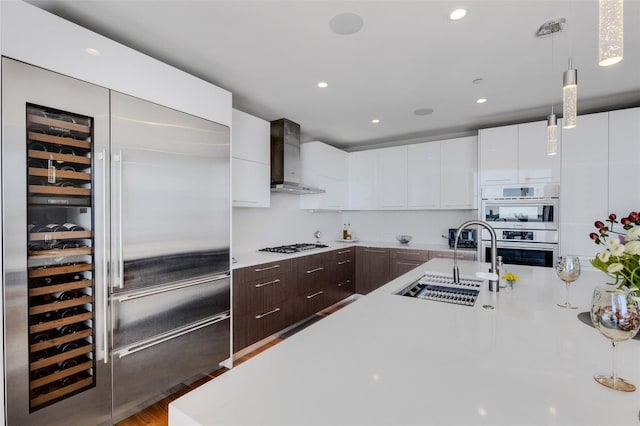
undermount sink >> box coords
[397,273,483,307]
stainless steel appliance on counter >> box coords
[480,184,559,267]
[2,58,231,425]
[259,243,329,254]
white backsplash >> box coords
[341,210,477,245]
[233,195,478,253]
[232,194,342,253]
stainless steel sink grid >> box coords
[397,273,482,307]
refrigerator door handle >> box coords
[99,149,109,364]
[112,273,230,302]
[114,150,124,289]
[113,312,230,359]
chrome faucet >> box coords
[453,219,499,292]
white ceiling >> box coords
[26,0,640,150]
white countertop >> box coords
[232,240,475,269]
[170,259,640,425]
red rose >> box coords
[595,220,605,229]
[621,217,630,225]
[609,213,617,220]
[590,232,600,242]
[629,212,639,222]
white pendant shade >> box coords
[599,0,624,66]
[547,113,558,156]
[562,63,578,129]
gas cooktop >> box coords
[259,243,329,254]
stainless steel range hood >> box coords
[271,118,325,194]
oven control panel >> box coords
[502,230,534,241]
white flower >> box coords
[597,251,611,262]
[611,244,626,257]
[625,240,640,256]
[626,227,640,241]
[606,238,622,250]
[607,263,624,273]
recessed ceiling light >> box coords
[317,81,328,88]
[85,47,100,56]
[329,12,364,35]
[449,8,467,21]
[371,119,380,124]
[414,108,434,116]
[476,98,487,104]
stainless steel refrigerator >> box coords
[2,57,231,425]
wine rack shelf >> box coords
[26,105,96,411]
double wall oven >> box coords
[480,185,559,267]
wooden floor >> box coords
[116,298,355,426]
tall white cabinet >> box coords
[231,109,271,207]
[560,112,609,258]
[608,108,640,215]
[479,121,560,186]
[300,141,349,210]
[407,142,440,209]
[348,150,378,210]
[376,146,408,210]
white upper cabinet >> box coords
[560,112,609,258]
[440,136,478,209]
[300,141,349,210]
[376,146,408,210]
[407,142,440,209]
[518,120,561,184]
[479,125,518,186]
[608,107,640,215]
[349,150,378,210]
[231,109,270,208]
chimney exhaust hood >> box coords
[270,118,325,195]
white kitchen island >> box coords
[169,258,640,425]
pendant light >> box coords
[547,112,558,156]
[562,58,578,129]
[599,0,624,66]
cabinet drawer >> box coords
[334,247,355,260]
[389,249,429,262]
[390,259,423,280]
[235,302,292,351]
[235,259,292,282]
[244,273,296,313]
[296,265,333,296]
[294,251,334,271]
[293,290,333,323]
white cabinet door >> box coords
[518,120,561,184]
[441,136,478,209]
[560,112,609,258]
[407,142,440,209]
[479,125,518,186]
[376,146,408,210]
[232,158,271,207]
[349,150,377,210]
[609,107,640,215]
[231,109,270,207]
[300,141,349,210]
[231,109,270,163]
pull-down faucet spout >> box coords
[453,220,499,292]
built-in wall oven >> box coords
[480,184,559,267]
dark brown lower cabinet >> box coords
[233,248,356,353]
[355,247,390,295]
[389,248,430,280]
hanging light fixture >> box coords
[547,112,558,156]
[562,58,578,129]
[536,19,564,155]
[599,0,624,66]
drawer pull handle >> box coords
[364,249,386,253]
[337,250,351,254]
[397,261,420,266]
[254,264,281,272]
[306,291,324,299]
[337,260,351,265]
[255,279,280,288]
[306,267,324,274]
[338,280,351,287]
[255,307,281,319]
[398,251,421,255]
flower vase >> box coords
[506,280,515,291]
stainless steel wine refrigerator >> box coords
[1,58,231,425]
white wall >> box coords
[232,194,342,253]
[342,210,477,244]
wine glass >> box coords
[555,256,581,309]
[590,287,640,392]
